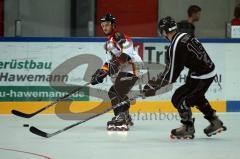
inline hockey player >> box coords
[91,13,143,131]
[143,16,226,139]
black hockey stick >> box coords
[11,82,90,118]
[29,94,142,138]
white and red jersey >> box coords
[101,31,143,77]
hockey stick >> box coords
[29,94,142,138]
[11,82,90,118]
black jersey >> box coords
[161,32,216,84]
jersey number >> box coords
[187,38,213,67]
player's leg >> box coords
[190,77,227,137]
[107,72,138,131]
[196,99,227,137]
[171,83,195,139]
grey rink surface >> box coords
[0,113,238,159]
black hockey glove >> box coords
[90,69,108,85]
[143,75,169,97]
[143,78,160,97]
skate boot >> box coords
[204,115,227,137]
[170,119,195,139]
[107,112,129,131]
[126,112,134,126]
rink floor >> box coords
[0,112,239,159]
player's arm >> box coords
[91,32,132,85]
[142,63,171,97]
[91,53,131,85]
[90,67,108,85]
[90,52,112,85]
[143,44,186,96]
[90,57,117,85]
[105,52,131,75]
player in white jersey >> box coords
[90,13,143,131]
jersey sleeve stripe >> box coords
[169,33,187,83]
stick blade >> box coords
[29,126,50,138]
[11,110,33,118]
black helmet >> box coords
[158,16,177,34]
[100,13,116,24]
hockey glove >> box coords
[143,75,169,97]
[143,78,160,97]
[91,69,108,85]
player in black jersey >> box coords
[143,16,226,139]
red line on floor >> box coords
[0,147,53,159]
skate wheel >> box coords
[183,135,194,139]
[190,135,195,139]
[107,127,114,131]
[204,129,207,134]
[115,125,129,131]
[183,136,192,139]
[170,134,176,139]
[170,134,194,139]
[107,124,116,131]
[122,128,129,131]
[204,129,211,137]
[222,126,227,131]
[128,122,134,126]
[116,127,123,131]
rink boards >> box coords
[0,37,240,113]
[0,100,231,114]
